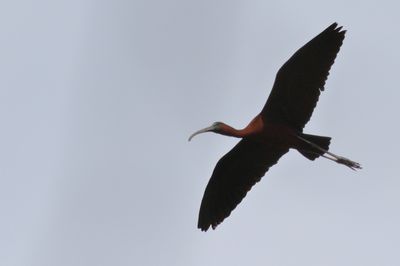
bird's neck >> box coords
[218,124,247,138]
[220,116,264,138]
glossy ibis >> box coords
[189,23,361,231]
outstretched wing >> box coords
[261,23,346,131]
[198,138,288,231]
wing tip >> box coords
[197,222,208,231]
[197,222,218,232]
[329,22,347,35]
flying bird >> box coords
[189,23,361,231]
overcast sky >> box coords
[1,0,400,265]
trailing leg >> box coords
[297,134,361,170]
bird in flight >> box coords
[189,23,361,231]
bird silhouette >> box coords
[189,23,361,231]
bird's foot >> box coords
[335,156,362,171]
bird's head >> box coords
[188,122,225,141]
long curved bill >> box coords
[188,125,215,141]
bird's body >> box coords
[189,23,361,231]
[224,116,297,146]
[253,121,298,146]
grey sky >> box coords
[1,0,399,265]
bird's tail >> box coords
[297,133,361,170]
[297,133,331,161]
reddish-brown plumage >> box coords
[190,23,361,232]
[218,115,304,153]
[255,120,299,147]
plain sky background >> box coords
[1,0,400,265]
